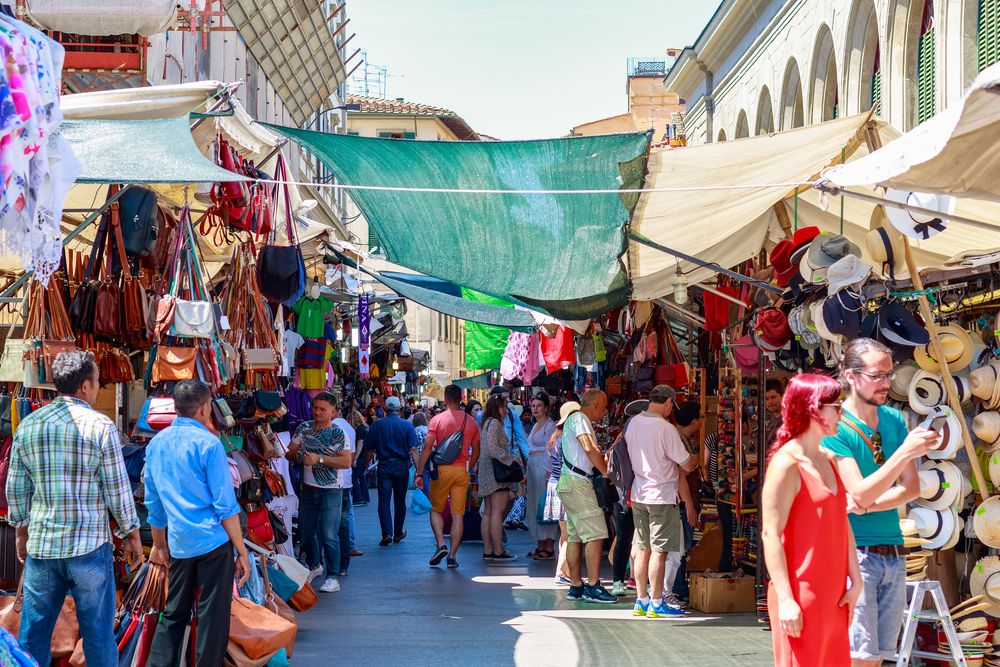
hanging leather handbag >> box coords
[0,578,80,658]
[243,348,277,371]
[634,366,655,393]
[119,186,159,257]
[606,375,625,396]
[171,298,215,339]
[228,596,296,661]
[0,339,24,383]
[69,203,111,334]
[256,155,305,306]
[230,449,257,485]
[152,295,177,342]
[151,346,198,384]
[245,506,275,546]
[288,582,318,613]
[212,397,236,429]
[254,390,282,416]
[245,426,278,461]
[144,398,177,431]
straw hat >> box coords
[916,459,965,510]
[989,451,1000,488]
[890,363,920,402]
[920,406,963,461]
[971,362,1000,409]
[556,401,581,427]
[908,506,961,550]
[900,518,932,548]
[909,370,947,415]
[866,216,906,276]
[976,412,1000,451]
[970,557,1000,617]
[974,497,1000,549]
[914,324,974,373]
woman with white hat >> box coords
[763,374,862,667]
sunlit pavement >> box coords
[292,494,774,666]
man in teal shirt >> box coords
[822,338,936,666]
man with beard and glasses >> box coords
[821,338,937,667]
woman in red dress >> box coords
[763,374,862,667]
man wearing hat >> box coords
[626,386,699,618]
[822,338,939,666]
[365,395,420,546]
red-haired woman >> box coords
[762,373,862,667]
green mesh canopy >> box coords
[64,116,250,184]
[463,287,513,371]
[267,124,650,319]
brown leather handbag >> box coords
[152,345,198,384]
[229,595,296,660]
[0,577,80,657]
[287,581,317,612]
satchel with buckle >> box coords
[151,345,197,384]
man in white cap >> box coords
[823,338,938,666]
[366,395,419,546]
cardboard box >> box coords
[689,573,756,613]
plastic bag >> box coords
[409,488,432,515]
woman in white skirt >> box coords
[526,393,559,559]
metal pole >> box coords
[815,184,999,234]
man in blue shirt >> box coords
[822,338,936,666]
[146,381,250,667]
[366,396,419,546]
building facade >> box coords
[342,96,480,381]
[666,0,1000,145]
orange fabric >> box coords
[767,451,851,666]
[429,465,470,515]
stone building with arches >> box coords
[665,0,1000,145]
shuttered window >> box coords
[871,43,882,115]
[916,1,936,124]
[980,0,1000,71]
[368,223,381,255]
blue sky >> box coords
[346,2,719,139]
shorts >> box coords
[428,465,469,515]
[631,502,681,553]
[850,549,907,661]
[557,473,607,544]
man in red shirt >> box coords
[415,384,481,568]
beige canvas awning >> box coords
[629,112,880,300]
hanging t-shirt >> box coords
[540,326,575,374]
[293,296,333,339]
[281,330,305,377]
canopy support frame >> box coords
[814,184,998,234]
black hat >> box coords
[878,301,930,347]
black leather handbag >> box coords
[491,457,524,484]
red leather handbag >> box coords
[245,506,275,545]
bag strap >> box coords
[839,417,879,461]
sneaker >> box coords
[633,598,651,617]
[582,583,618,604]
[611,581,628,597]
[663,593,688,610]
[393,530,407,543]
[483,553,495,561]
[319,578,341,593]
[350,549,364,557]
[555,576,572,585]
[308,565,323,583]
[337,570,348,577]
[429,544,448,567]
[626,578,636,590]
[492,551,516,560]
[447,557,458,569]
[647,599,685,618]
[566,585,585,600]
[378,536,392,547]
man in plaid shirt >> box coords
[7,351,141,667]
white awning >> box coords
[629,112,879,300]
[822,62,1000,202]
[61,81,226,121]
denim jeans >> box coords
[352,461,370,504]
[298,487,344,578]
[718,502,735,572]
[346,496,357,550]
[377,459,410,539]
[21,543,116,667]
[338,489,352,572]
[851,548,907,661]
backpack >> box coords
[607,419,635,497]
[119,186,159,257]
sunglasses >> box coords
[821,401,844,413]
[870,432,886,464]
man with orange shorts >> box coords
[415,384,481,568]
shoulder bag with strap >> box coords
[432,412,468,466]
[607,419,635,497]
[560,413,620,510]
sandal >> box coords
[533,550,554,561]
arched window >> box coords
[735,110,750,138]
[717,129,727,142]
[810,25,839,122]
[980,0,1000,70]
[756,88,774,135]
[917,0,936,123]
[781,59,805,130]
[871,43,882,115]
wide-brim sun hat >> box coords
[908,506,960,550]
[866,214,907,276]
[556,401,581,427]
[909,370,947,415]
[890,363,920,402]
[973,497,1000,549]
[624,400,649,417]
[914,324,974,373]
[885,189,956,240]
[916,459,964,510]
[919,405,962,460]
[827,254,873,295]
[811,299,844,345]
[970,556,1000,617]
[805,232,863,270]
[988,449,1000,488]
[976,412,1000,452]
[788,305,822,350]
[900,518,932,548]
[799,251,828,285]
[878,301,930,347]
[970,362,1000,407]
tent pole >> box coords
[0,184,132,301]
[627,230,782,295]
[900,237,989,501]
[816,184,998,234]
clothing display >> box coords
[292,295,334,339]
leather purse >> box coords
[254,390,282,415]
[243,348,277,371]
[635,366,655,393]
[171,298,215,339]
[152,346,198,384]
[288,582,318,612]
[0,578,80,658]
[229,596,296,661]
[245,507,275,546]
[212,397,235,429]
[606,375,625,396]
[0,339,24,383]
[245,426,278,461]
[256,155,305,306]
